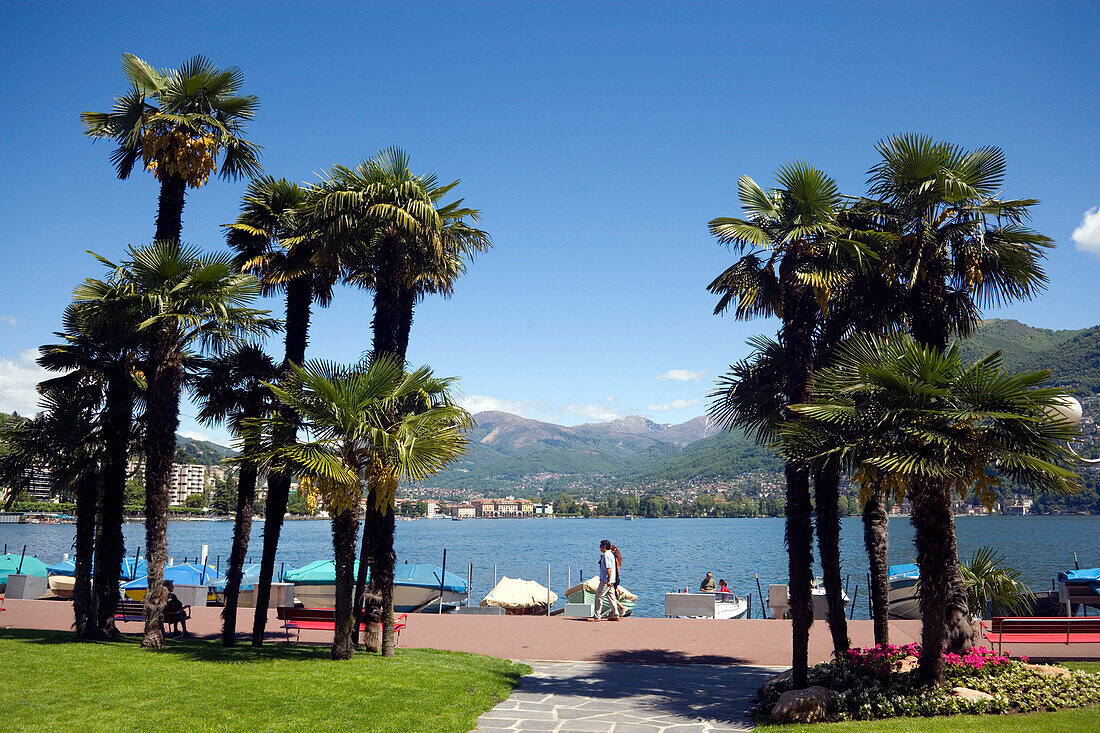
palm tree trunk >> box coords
[910,476,972,684]
[813,463,849,654]
[141,334,185,649]
[331,507,359,660]
[395,287,415,362]
[95,377,133,635]
[780,255,817,689]
[910,254,975,665]
[371,232,405,360]
[863,484,890,645]
[353,486,377,646]
[361,234,408,655]
[377,506,397,657]
[252,277,313,646]
[154,174,187,244]
[73,470,100,639]
[221,458,257,646]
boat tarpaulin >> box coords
[564,576,638,603]
[1058,567,1100,592]
[120,562,218,589]
[210,563,264,592]
[281,560,364,584]
[0,554,49,583]
[888,563,920,579]
[481,577,557,610]
[46,557,148,579]
[394,564,468,594]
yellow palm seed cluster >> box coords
[142,126,218,188]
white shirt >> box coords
[599,549,617,584]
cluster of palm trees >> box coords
[0,53,487,660]
[707,135,1082,686]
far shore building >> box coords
[450,504,475,519]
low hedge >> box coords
[759,642,1100,722]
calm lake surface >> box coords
[3,515,1097,618]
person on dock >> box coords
[700,572,717,592]
[589,539,621,622]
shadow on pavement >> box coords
[517,657,778,727]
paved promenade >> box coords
[474,661,781,732]
[1,599,1094,663]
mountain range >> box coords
[174,318,1100,493]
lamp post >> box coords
[1047,395,1100,464]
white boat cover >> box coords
[564,575,638,602]
[481,576,558,610]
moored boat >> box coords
[566,576,638,617]
[481,576,556,614]
[887,563,920,620]
[282,560,470,612]
[664,590,747,619]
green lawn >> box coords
[763,661,1100,732]
[0,629,529,733]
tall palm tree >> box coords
[38,301,144,635]
[315,149,489,650]
[74,243,275,649]
[866,134,1052,658]
[781,334,1079,684]
[226,176,338,646]
[249,357,471,659]
[706,163,867,686]
[82,53,261,243]
[190,345,279,646]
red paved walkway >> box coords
[2,599,1094,663]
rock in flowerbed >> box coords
[771,686,834,724]
[756,642,1100,723]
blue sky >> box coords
[1,2,1098,444]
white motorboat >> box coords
[887,564,921,620]
[664,591,750,619]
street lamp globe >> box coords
[1047,394,1084,427]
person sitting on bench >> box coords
[164,581,191,637]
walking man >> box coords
[589,539,621,622]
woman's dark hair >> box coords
[599,539,612,550]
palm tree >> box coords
[249,357,471,659]
[706,163,867,686]
[38,301,144,635]
[866,134,1052,657]
[74,243,275,649]
[226,176,338,646]
[0,384,104,637]
[315,149,489,649]
[960,547,1034,618]
[190,345,279,646]
[82,53,261,243]
[781,334,1079,684]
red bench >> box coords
[276,607,407,644]
[981,617,1100,654]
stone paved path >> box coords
[474,661,783,732]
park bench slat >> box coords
[276,607,407,643]
[981,616,1100,653]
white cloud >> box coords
[565,403,623,422]
[1072,207,1100,255]
[0,349,49,415]
[0,315,16,326]
[178,430,218,443]
[605,396,616,403]
[657,369,706,383]
[647,398,702,411]
[459,394,542,417]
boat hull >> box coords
[293,582,467,612]
[887,577,920,620]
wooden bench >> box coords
[114,599,192,624]
[276,607,407,644]
[981,617,1100,654]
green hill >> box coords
[174,436,237,466]
[955,319,1100,393]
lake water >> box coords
[3,515,1097,618]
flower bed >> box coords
[758,643,1100,722]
